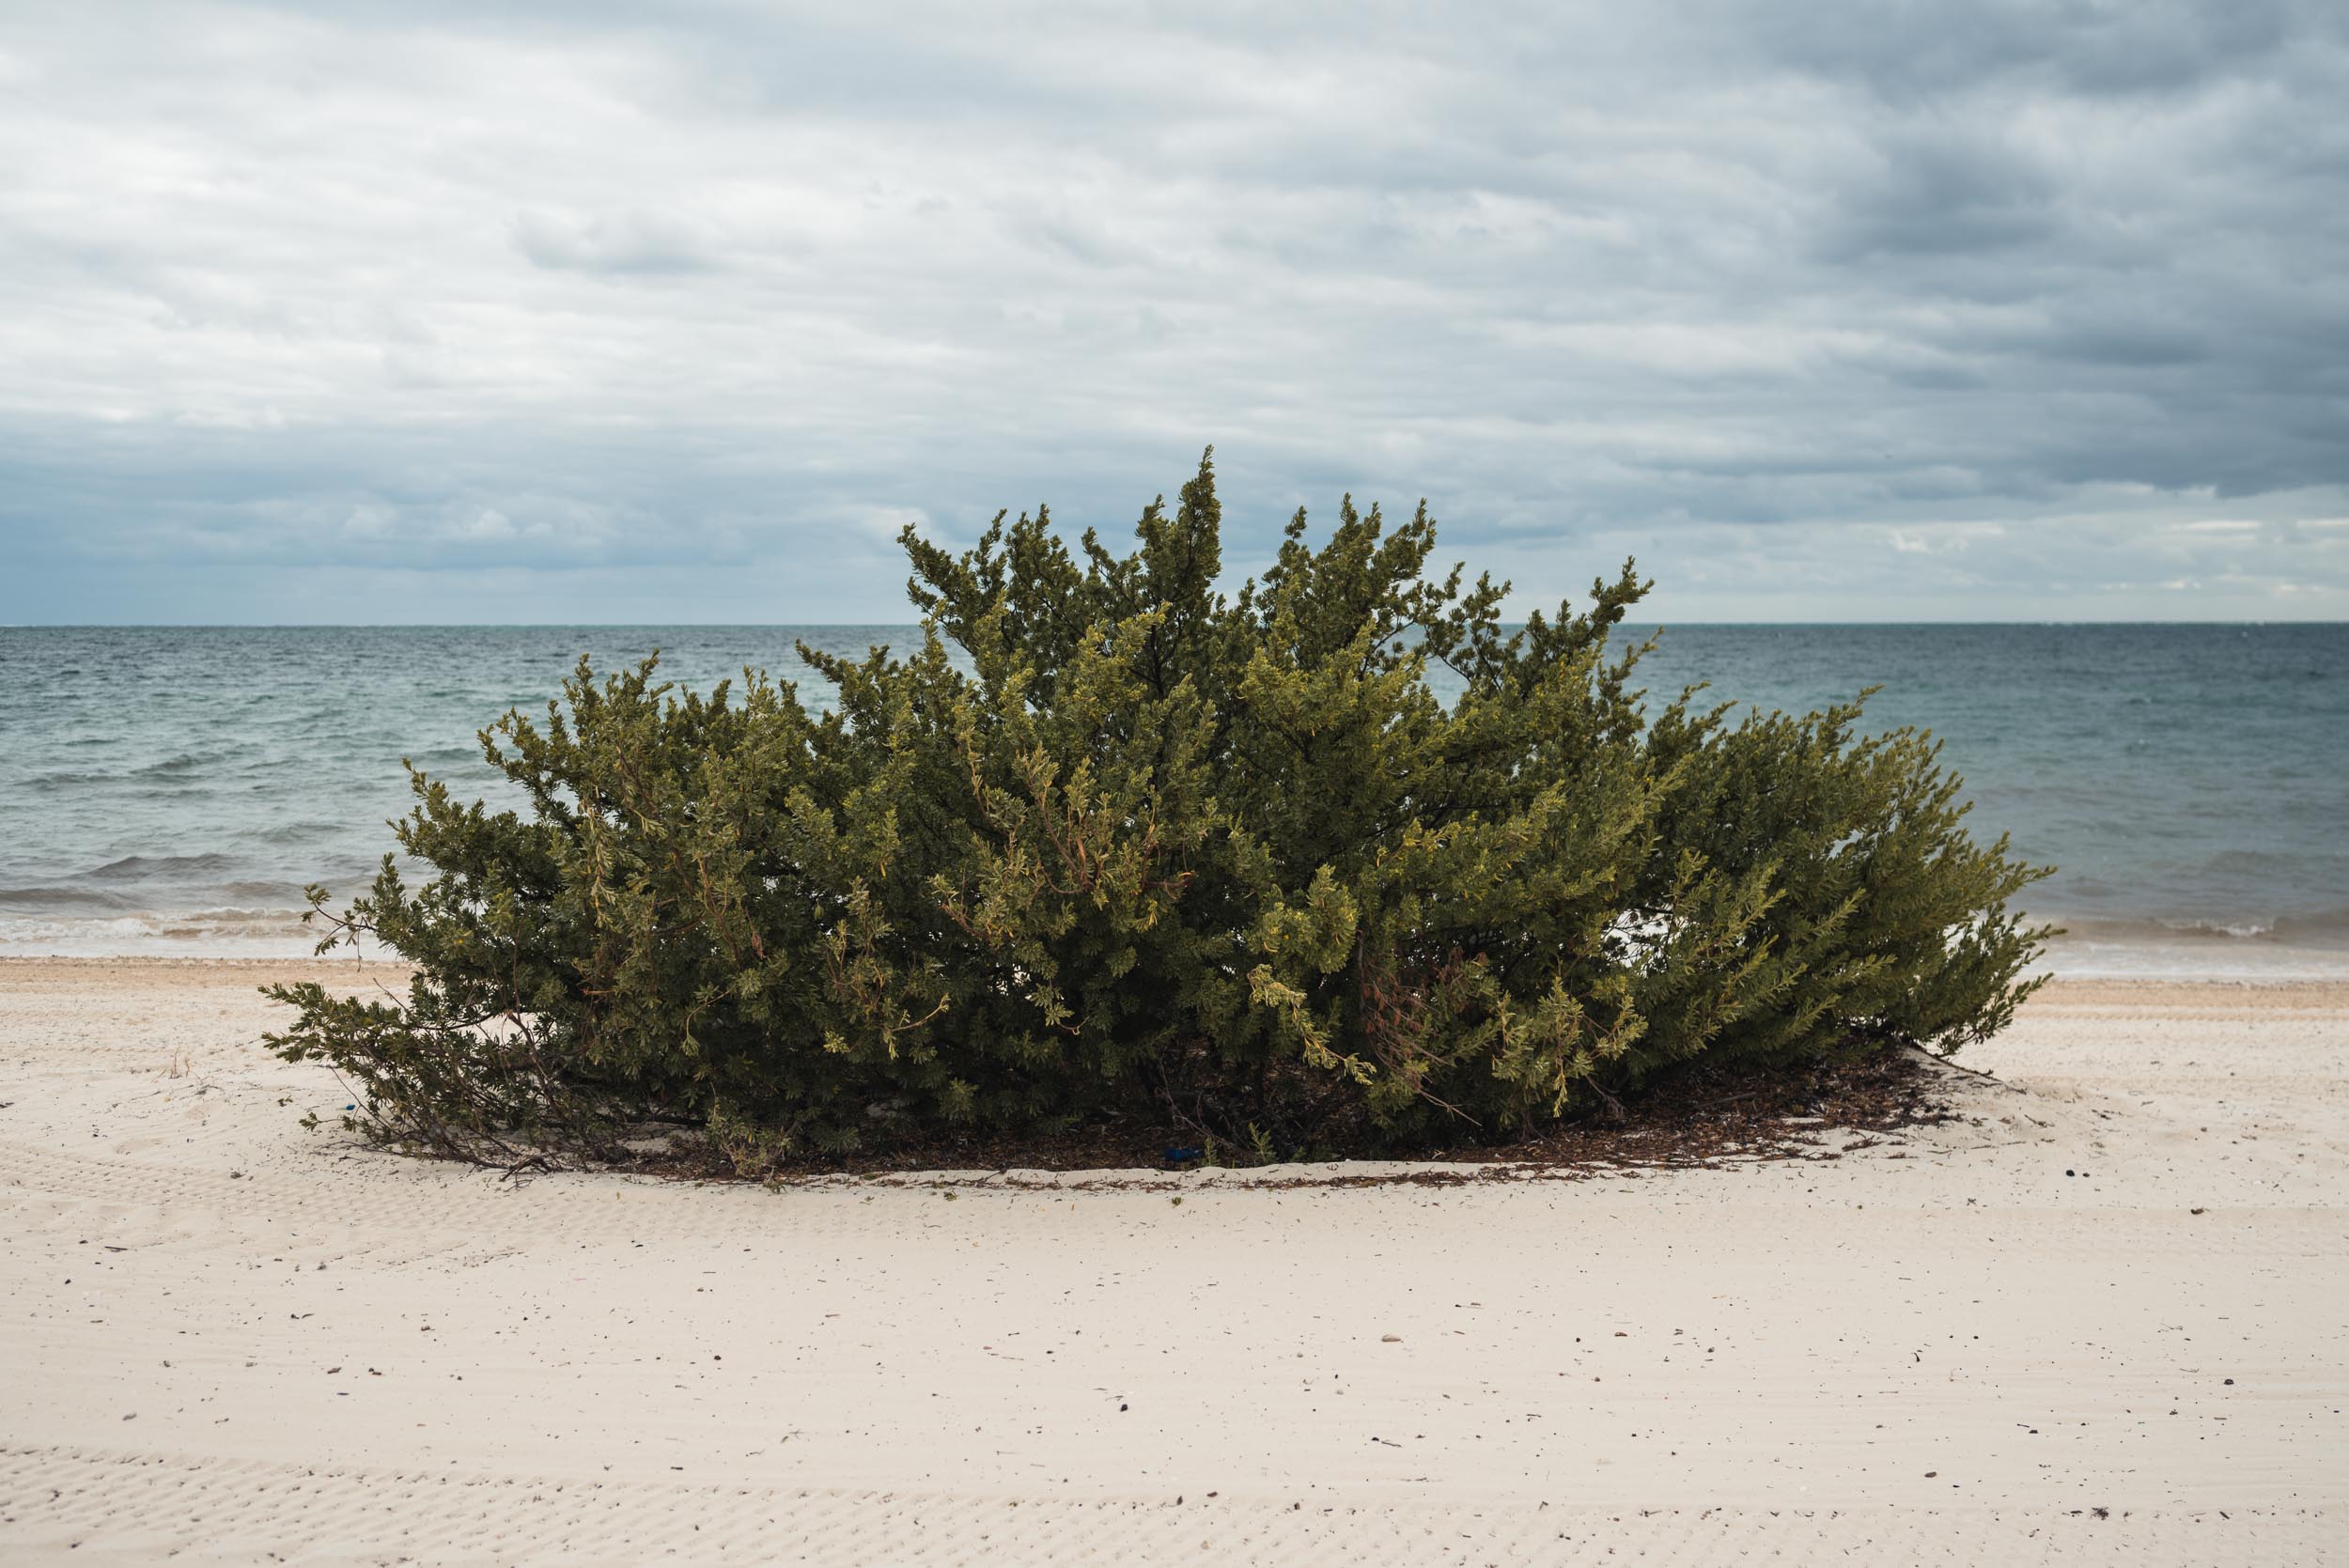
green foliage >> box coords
[265,453,2050,1165]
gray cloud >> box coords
[1823,132,2061,259]
[511,209,723,275]
[1,0,2345,622]
[1745,0,2314,100]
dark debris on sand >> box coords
[613,1045,1968,1190]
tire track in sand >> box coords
[1,1442,2334,1566]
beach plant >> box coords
[264,452,2051,1166]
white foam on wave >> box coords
[2035,933,2349,981]
[0,908,320,957]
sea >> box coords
[3,624,2343,975]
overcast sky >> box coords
[3,1,2345,623]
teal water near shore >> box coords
[3,624,2343,971]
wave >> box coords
[2042,907,2349,951]
[0,906,318,956]
[0,885,135,911]
[223,878,310,901]
[0,855,317,914]
[130,752,234,780]
[73,853,243,883]
[2035,901,2349,978]
[2159,919,2283,940]
[249,820,365,846]
[2200,847,2349,877]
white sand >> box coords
[2,960,2342,1564]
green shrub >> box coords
[265,453,2049,1167]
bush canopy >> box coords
[267,453,2049,1168]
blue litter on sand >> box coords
[1163,1146,1203,1169]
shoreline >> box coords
[9,944,2349,986]
[8,926,2349,978]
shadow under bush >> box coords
[266,453,2050,1170]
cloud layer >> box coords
[3,0,2345,621]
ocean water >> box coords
[2,624,2343,974]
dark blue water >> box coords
[2,625,2342,971]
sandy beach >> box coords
[2,958,2341,1564]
